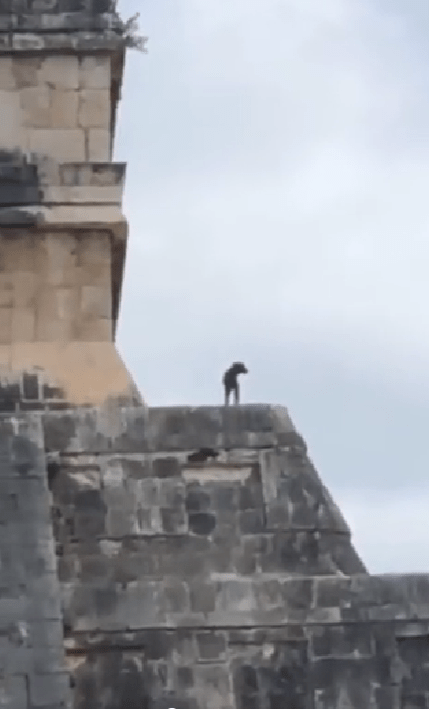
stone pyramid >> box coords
[0,3,428,709]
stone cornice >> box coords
[0,29,126,53]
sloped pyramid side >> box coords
[44,404,367,640]
[37,403,429,709]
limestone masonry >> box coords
[0,3,429,709]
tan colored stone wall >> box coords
[0,229,112,344]
[0,44,142,407]
[0,229,139,407]
[0,55,111,161]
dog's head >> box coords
[232,361,248,375]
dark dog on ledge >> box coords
[222,362,248,406]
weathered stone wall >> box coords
[2,396,429,709]
[0,54,111,162]
[0,2,141,408]
[26,403,429,709]
[0,413,70,709]
[0,229,112,344]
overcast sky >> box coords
[114,0,429,574]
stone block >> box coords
[50,88,79,128]
[0,236,35,273]
[0,90,24,150]
[185,486,211,512]
[0,644,34,675]
[28,128,86,162]
[87,128,110,160]
[239,509,265,534]
[28,617,64,648]
[128,477,158,506]
[42,184,123,204]
[73,316,111,342]
[0,675,27,709]
[77,231,110,264]
[281,578,314,610]
[312,658,380,708]
[161,506,187,534]
[0,183,40,206]
[196,631,227,661]
[81,284,111,319]
[195,665,232,709]
[90,163,126,187]
[73,259,109,291]
[34,288,58,331]
[106,501,134,538]
[158,479,185,507]
[189,582,216,614]
[37,232,76,286]
[0,380,20,413]
[188,512,216,536]
[78,88,109,128]
[310,625,374,659]
[22,372,39,399]
[0,275,14,307]
[33,644,68,674]
[153,456,181,478]
[232,538,258,575]
[35,315,71,342]
[133,506,152,532]
[20,85,51,128]
[216,579,257,613]
[161,579,189,614]
[176,666,194,690]
[38,55,79,89]
[11,271,37,308]
[11,307,35,342]
[12,56,43,89]
[0,57,14,90]
[113,581,164,630]
[56,287,80,324]
[0,307,12,344]
[29,671,70,707]
[79,55,110,89]
[237,482,262,510]
[254,579,283,611]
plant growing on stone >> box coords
[110,1,148,52]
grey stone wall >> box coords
[38,404,429,709]
[0,413,70,709]
[0,0,124,50]
[3,402,429,709]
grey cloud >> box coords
[115,0,429,571]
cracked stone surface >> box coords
[8,402,427,709]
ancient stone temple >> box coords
[0,0,140,408]
[0,3,429,709]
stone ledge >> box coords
[59,163,126,188]
[41,405,304,454]
[0,185,123,207]
[147,405,302,452]
[0,201,125,226]
[0,12,122,33]
[62,573,429,633]
[0,30,125,53]
[0,0,118,17]
[41,185,123,204]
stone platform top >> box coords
[43,404,306,453]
